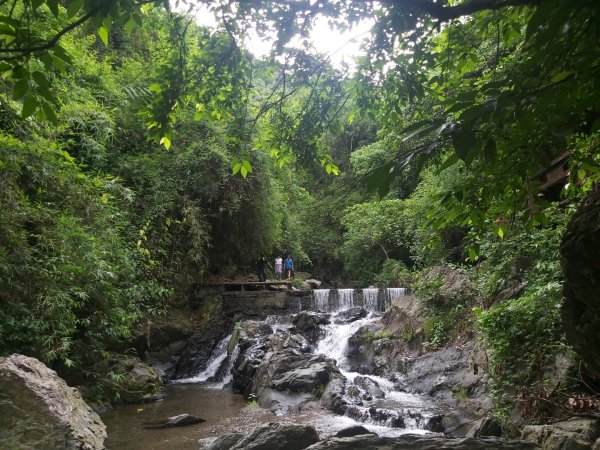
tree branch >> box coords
[378,0,539,21]
[0,8,101,57]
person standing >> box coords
[284,255,294,279]
[274,255,283,279]
[257,256,267,282]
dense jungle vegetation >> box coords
[0,0,598,425]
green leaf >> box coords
[40,53,54,70]
[401,120,442,142]
[41,101,58,123]
[232,161,241,175]
[32,71,49,89]
[550,71,575,83]
[47,0,59,17]
[452,128,476,161]
[242,159,253,174]
[159,135,171,150]
[21,96,38,119]
[366,161,394,195]
[13,79,28,100]
[66,0,83,18]
[497,226,504,239]
[439,152,459,172]
[240,166,248,178]
[98,26,109,46]
[483,139,497,163]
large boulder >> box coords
[560,184,600,377]
[305,434,540,449]
[0,354,107,450]
[199,423,320,450]
[521,417,600,450]
[292,312,330,344]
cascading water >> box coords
[386,287,407,308]
[337,289,354,310]
[316,307,440,431]
[169,286,438,437]
[362,288,380,312]
[173,335,232,384]
[313,289,330,312]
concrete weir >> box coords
[191,284,408,318]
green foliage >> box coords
[0,133,168,365]
[339,199,411,283]
[476,283,563,387]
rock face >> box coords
[521,417,600,450]
[0,354,107,450]
[560,184,600,377]
[199,423,320,450]
[293,312,330,344]
[305,434,540,449]
[231,320,343,415]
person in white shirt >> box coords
[274,255,283,279]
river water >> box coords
[104,288,439,449]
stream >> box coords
[103,288,442,449]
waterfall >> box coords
[173,334,232,384]
[211,344,240,389]
[362,288,380,312]
[313,289,330,312]
[316,313,375,369]
[386,288,407,308]
[337,289,354,310]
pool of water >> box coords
[103,384,431,449]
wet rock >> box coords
[335,425,377,438]
[354,376,385,399]
[252,350,340,400]
[202,423,320,450]
[199,433,244,450]
[293,312,330,344]
[466,416,502,438]
[560,184,600,377]
[368,407,405,428]
[334,307,368,324]
[0,354,107,450]
[305,434,541,449]
[346,323,382,374]
[521,417,600,449]
[259,388,316,415]
[145,413,205,429]
[397,341,489,436]
[320,377,347,415]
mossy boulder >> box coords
[93,354,162,404]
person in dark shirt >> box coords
[257,256,267,282]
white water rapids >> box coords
[174,287,439,434]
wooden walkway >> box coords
[220,281,292,291]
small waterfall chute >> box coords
[173,334,233,384]
[362,288,380,312]
[385,288,407,308]
[313,289,330,312]
[337,289,354,310]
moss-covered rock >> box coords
[92,354,162,404]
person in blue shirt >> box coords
[284,255,294,279]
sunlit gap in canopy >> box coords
[170,1,374,73]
